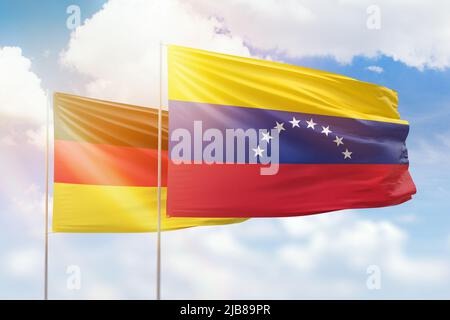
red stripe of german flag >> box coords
[54,140,168,186]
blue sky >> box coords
[1,0,450,299]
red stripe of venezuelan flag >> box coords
[168,163,414,217]
[53,92,246,232]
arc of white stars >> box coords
[321,126,332,136]
[306,118,317,129]
[342,149,352,159]
[253,145,265,157]
[289,117,300,128]
[274,121,285,133]
[333,136,344,146]
[267,116,355,160]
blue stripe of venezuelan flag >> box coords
[169,100,409,164]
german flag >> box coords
[53,93,246,232]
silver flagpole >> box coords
[156,41,163,300]
[44,91,50,300]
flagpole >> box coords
[44,91,50,300]
[156,41,163,300]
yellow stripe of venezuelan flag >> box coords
[53,183,246,232]
[168,45,407,125]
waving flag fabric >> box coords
[53,93,246,232]
[167,45,416,218]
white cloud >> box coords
[0,46,50,298]
[0,134,17,146]
[26,125,46,149]
[59,0,450,106]
[0,47,47,123]
[279,214,449,285]
[159,214,450,298]
[395,214,417,224]
[411,133,450,165]
[85,284,123,300]
[367,65,384,73]
[191,0,450,70]
[9,184,47,238]
[385,253,449,284]
[12,184,45,217]
[60,0,252,106]
[42,49,51,59]
[12,213,446,299]
[2,247,41,279]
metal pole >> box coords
[156,41,163,300]
[44,91,50,300]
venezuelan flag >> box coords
[52,93,246,232]
[167,45,416,218]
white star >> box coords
[253,145,265,157]
[289,117,300,128]
[333,136,344,146]
[274,121,285,133]
[321,126,332,136]
[306,119,317,129]
[261,131,273,142]
[342,149,352,159]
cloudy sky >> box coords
[1,0,450,299]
